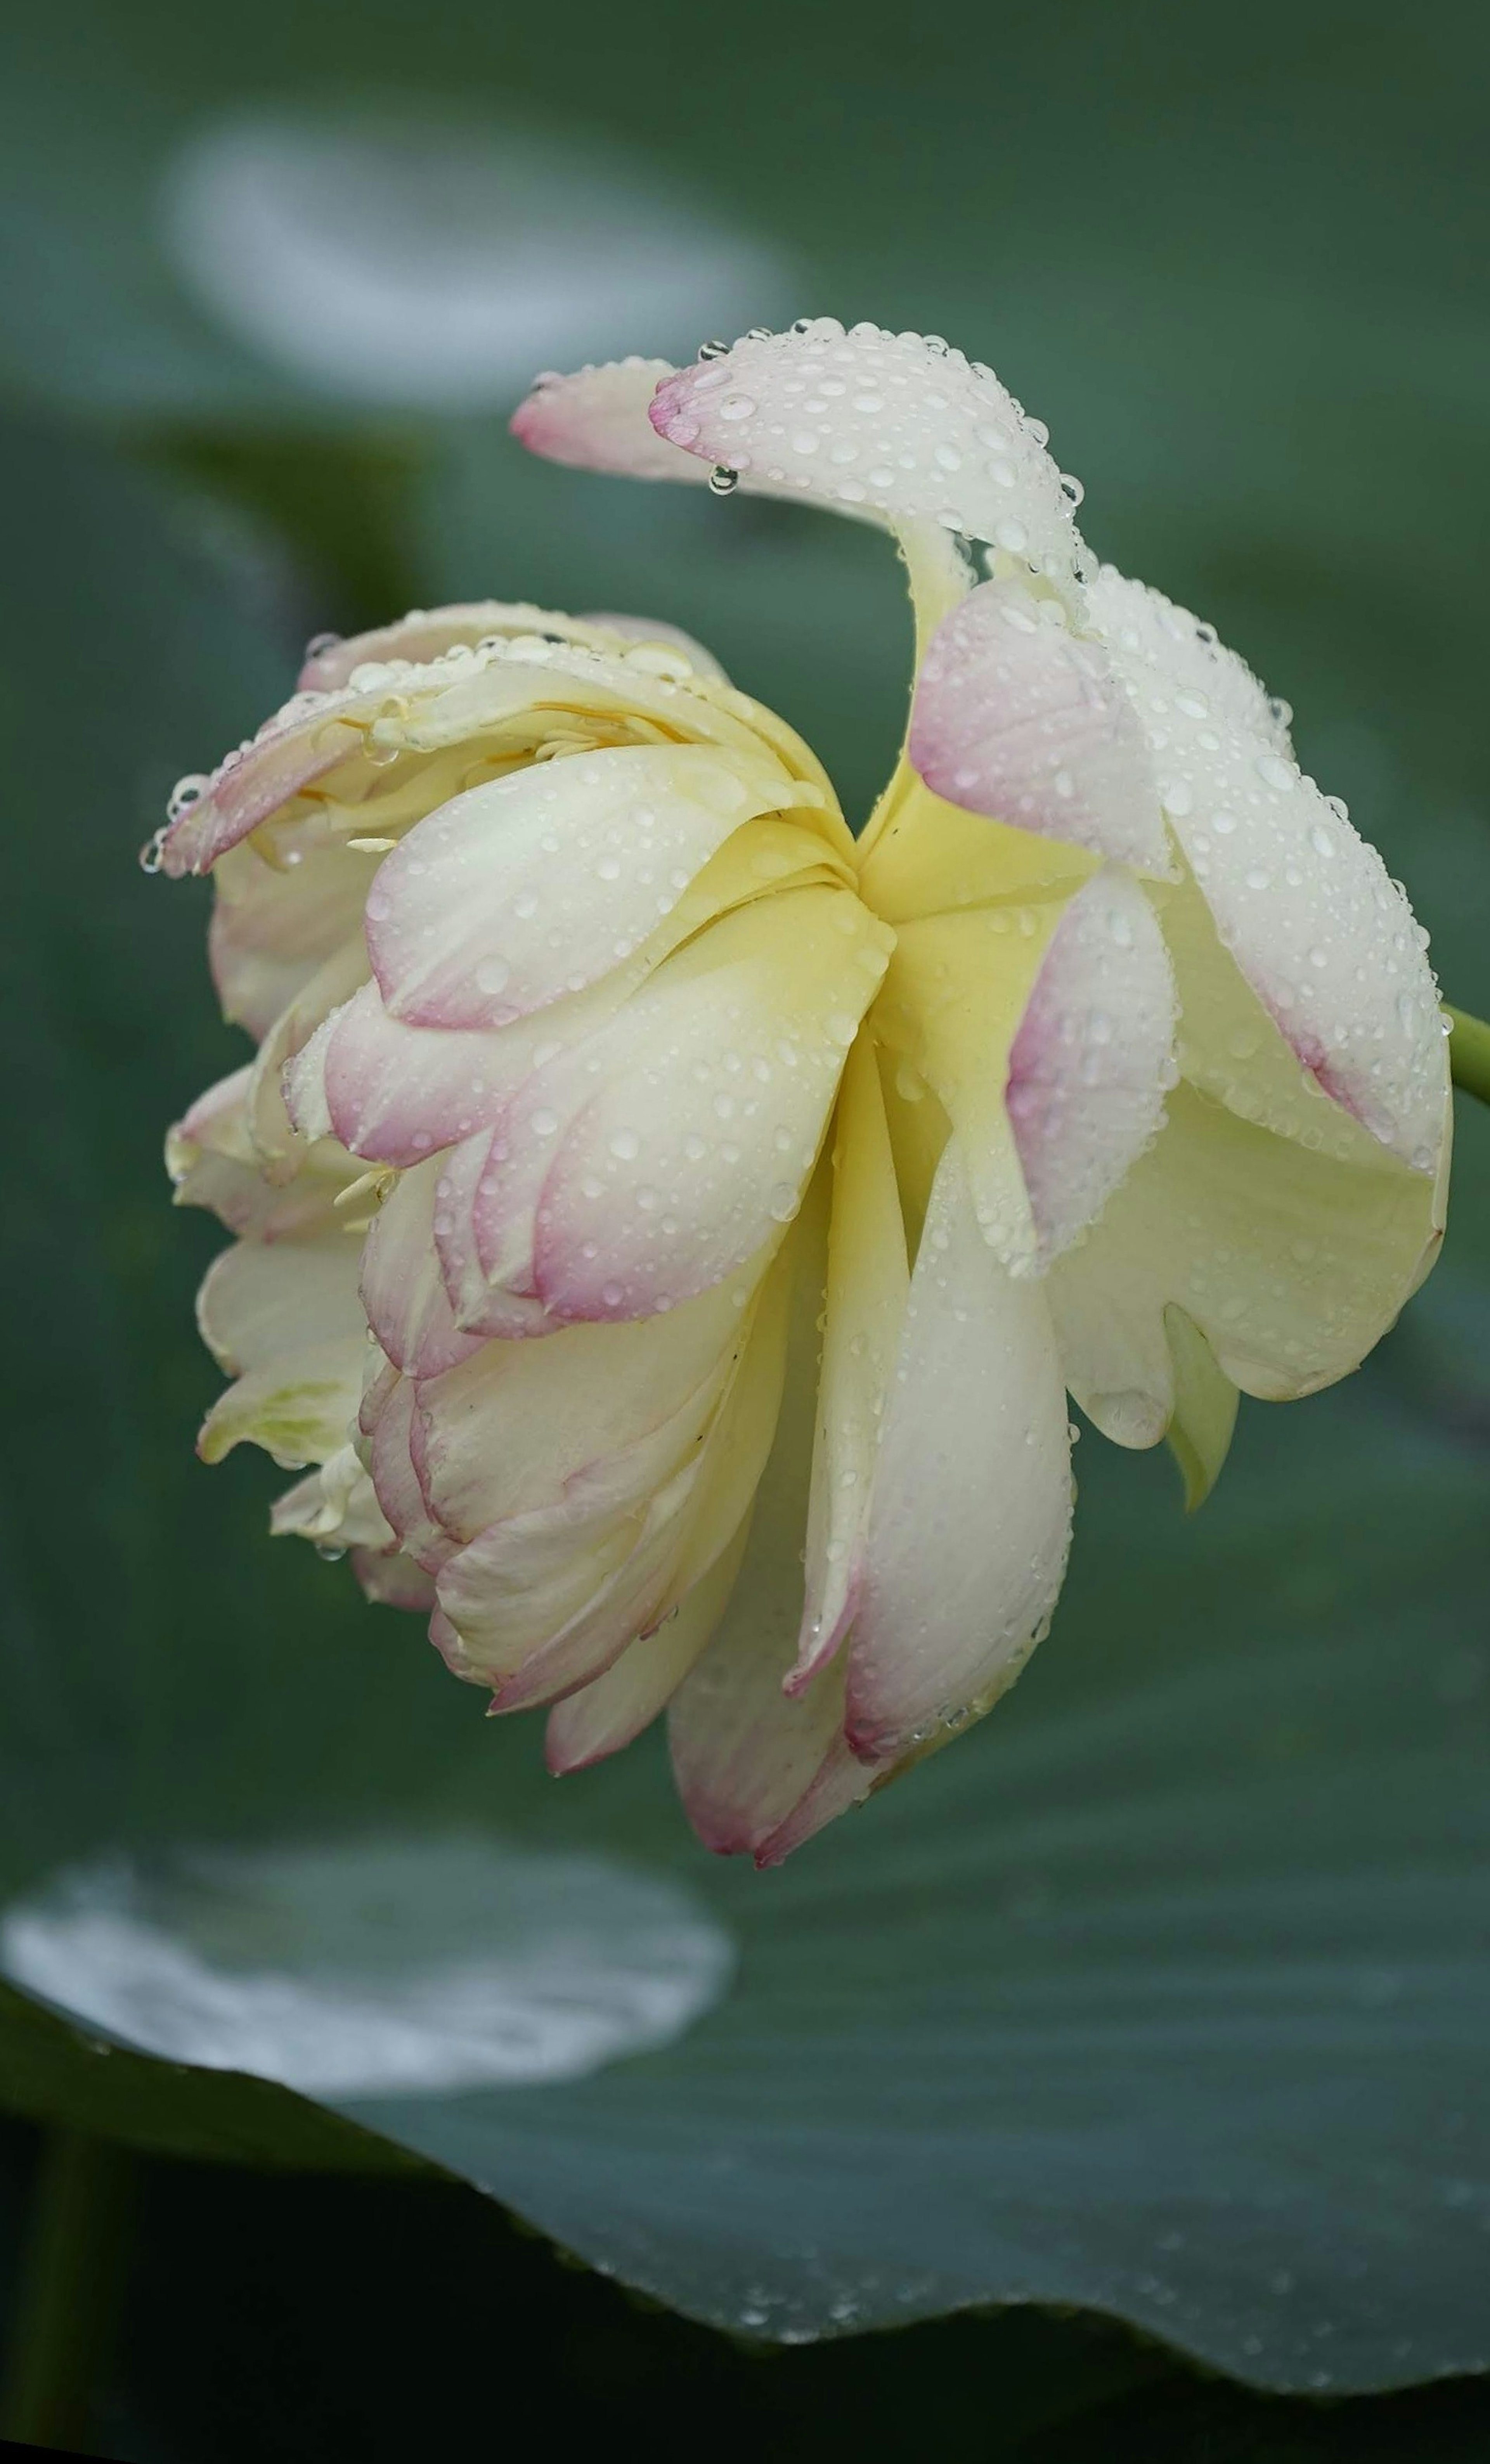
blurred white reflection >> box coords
[0,1835,734,2096]
[161,108,788,408]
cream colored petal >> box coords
[1158,869,1400,1165]
[844,1141,1074,1764]
[164,628,834,878]
[196,1231,366,1375]
[577,611,728,684]
[198,1338,365,1470]
[1085,564,1292,751]
[210,837,381,1039]
[871,895,1066,1267]
[1047,1082,1446,1441]
[285,813,851,1182]
[1162,1306,1239,1510]
[856,776,1095,927]
[669,1188,875,1855]
[245,934,372,1165]
[296,598,713,693]
[414,1275,762,1543]
[351,1549,438,1612]
[271,1443,394,1549]
[358,1155,500,1375]
[359,1359,457,1571]
[168,1068,359,1240]
[435,1255,788,1707]
[509,357,702,481]
[1089,565,1448,1172]
[365,743,820,1031]
[545,1520,751,1774]
[792,1034,908,1688]
[466,885,891,1325]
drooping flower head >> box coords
[157,319,1449,1862]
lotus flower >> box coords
[157,319,1449,1863]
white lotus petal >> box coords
[845,1141,1074,1763]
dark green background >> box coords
[2,1,1490,2454]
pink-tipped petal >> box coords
[1006,866,1178,1266]
[296,982,534,1168]
[507,889,889,1324]
[360,1363,456,1571]
[426,1129,560,1340]
[413,1276,754,1545]
[168,1072,356,1240]
[430,1252,788,1707]
[908,578,1168,871]
[545,1524,747,1773]
[673,1640,865,1859]
[359,1159,490,1377]
[364,744,803,1032]
[160,691,366,875]
[646,320,1080,578]
[509,358,701,481]
[170,1066,255,1164]
[753,1736,877,1867]
[431,1406,715,1700]
[845,1141,1074,1764]
[1089,567,1448,1171]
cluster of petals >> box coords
[161,316,1449,1862]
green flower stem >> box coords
[1448,1007,1490,1107]
[0,2129,135,2451]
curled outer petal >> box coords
[1086,566,1448,1173]
[515,322,1080,587]
[161,627,833,880]
[295,597,725,694]
[510,359,707,483]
